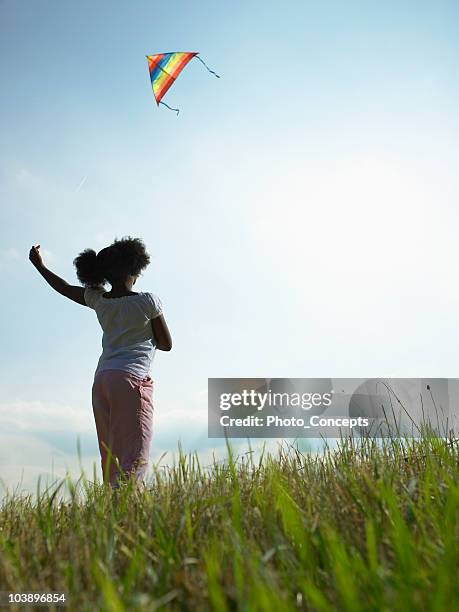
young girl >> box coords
[29,236,172,488]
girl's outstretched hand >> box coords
[29,244,44,268]
[28,246,85,305]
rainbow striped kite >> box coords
[146,52,220,114]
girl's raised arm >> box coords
[29,244,87,306]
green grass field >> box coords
[1,432,458,611]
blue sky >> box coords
[1,0,459,493]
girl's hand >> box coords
[29,244,44,268]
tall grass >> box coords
[0,431,458,611]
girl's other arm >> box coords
[29,244,86,306]
[151,315,172,351]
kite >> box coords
[146,52,220,114]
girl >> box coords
[29,236,172,488]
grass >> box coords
[0,431,458,611]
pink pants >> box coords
[92,369,154,487]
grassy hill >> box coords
[0,433,458,611]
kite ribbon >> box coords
[159,101,180,115]
[158,56,220,113]
[195,55,221,78]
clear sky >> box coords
[1,0,459,494]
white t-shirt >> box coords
[84,287,163,380]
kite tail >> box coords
[159,100,180,115]
[195,55,220,78]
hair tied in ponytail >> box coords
[73,248,106,288]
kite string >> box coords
[195,55,220,78]
[159,100,180,115]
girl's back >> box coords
[84,287,163,379]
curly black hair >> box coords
[73,236,151,288]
